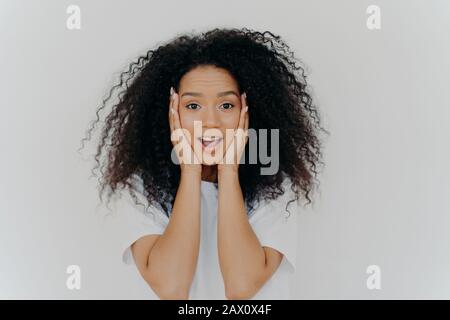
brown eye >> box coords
[186,103,201,110]
[220,103,234,110]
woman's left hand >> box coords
[217,92,249,173]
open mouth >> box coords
[197,136,223,150]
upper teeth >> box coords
[201,137,220,141]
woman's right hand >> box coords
[168,87,202,173]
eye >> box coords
[186,103,201,110]
[220,103,234,110]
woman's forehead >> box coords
[179,66,239,93]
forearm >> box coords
[217,169,266,296]
[147,169,201,294]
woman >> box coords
[80,27,327,299]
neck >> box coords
[201,165,218,183]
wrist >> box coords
[181,166,202,177]
[217,165,239,176]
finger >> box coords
[235,107,249,147]
[169,89,175,134]
[244,111,249,143]
[172,92,182,131]
[238,93,247,130]
[237,112,249,143]
[244,110,249,130]
[171,93,192,145]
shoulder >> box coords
[247,175,300,273]
[249,175,299,221]
[113,174,169,228]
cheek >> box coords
[219,113,240,144]
[179,111,198,143]
[222,112,240,129]
[179,112,192,130]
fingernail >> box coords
[243,92,247,99]
[170,108,175,114]
[245,106,248,113]
[170,87,174,96]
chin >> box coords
[201,163,218,167]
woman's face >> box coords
[177,65,243,164]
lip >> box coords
[197,137,223,151]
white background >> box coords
[1,0,449,299]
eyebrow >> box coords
[181,90,239,98]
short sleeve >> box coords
[248,178,299,273]
[114,188,169,266]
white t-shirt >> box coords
[116,176,299,300]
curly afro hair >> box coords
[79,27,329,218]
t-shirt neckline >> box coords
[201,180,217,184]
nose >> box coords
[202,106,220,129]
